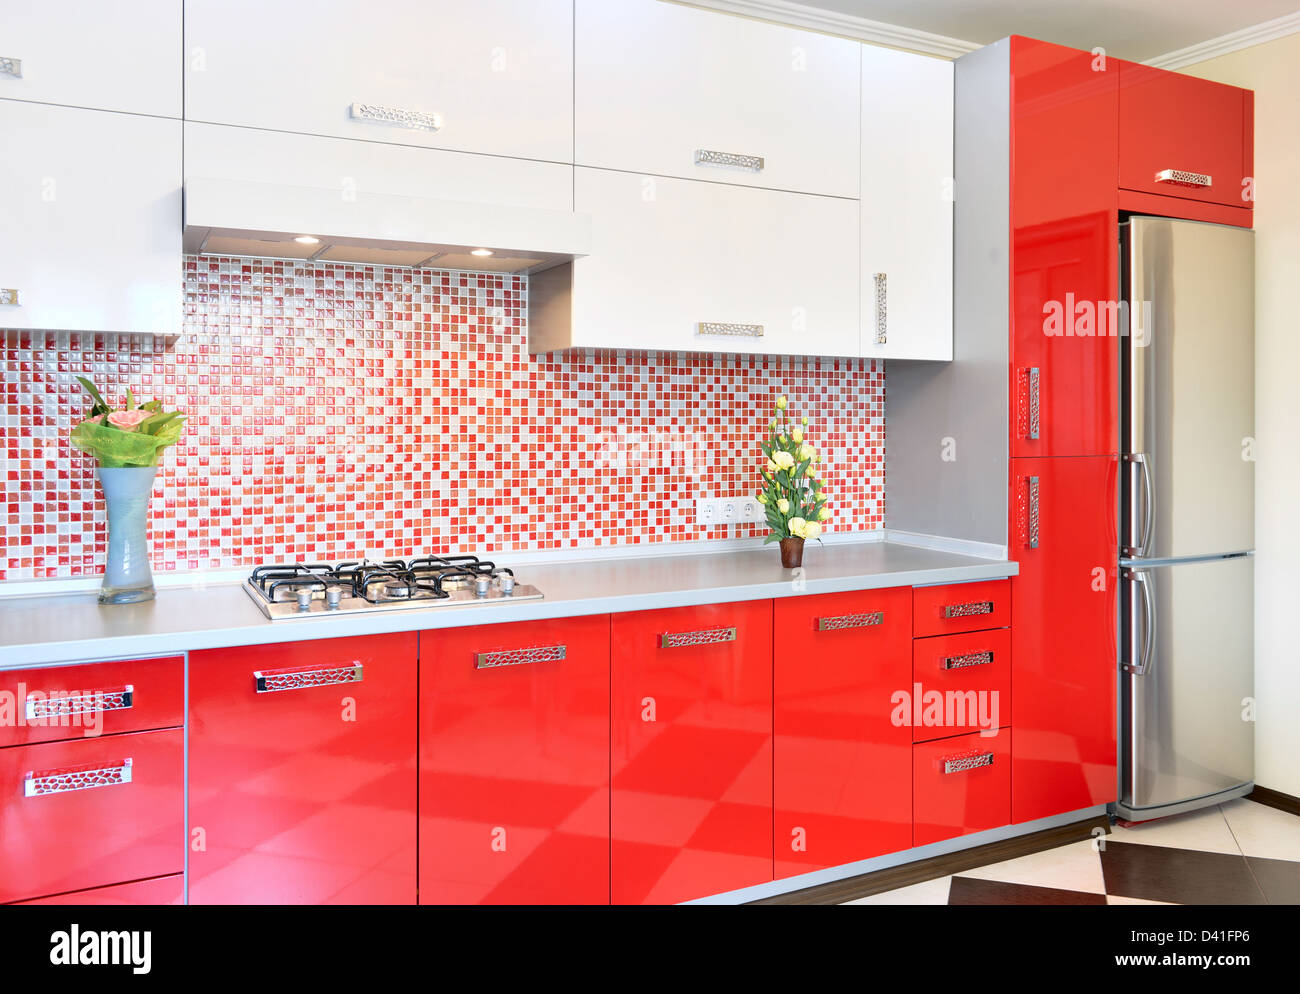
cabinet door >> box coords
[0,0,180,117]
[184,0,573,163]
[189,633,417,905]
[1009,456,1118,823]
[860,46,953,361]
[1010,37,1119,458]
[0,102,181,334]
[913,727,1011,846]
[1118,62,1251,209]
[572,167,858,357]
[612,601,773,904]
[575,0,859,198]
[13,874,184,906]
[420,616,610,905]
[774,588,911,878]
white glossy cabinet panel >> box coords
[860,46,953,361]
[543,168,858,357]
[575,0,859,198]
[0,102,181,333]
[0,0,181,117]
[183,0,573,163]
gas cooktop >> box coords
[243,555,542,620]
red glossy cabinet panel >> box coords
[912,629,1011,742]
[1118,61,1251,209]
[612,601,772,904]
[189,633,417,905]
[13,874,184,905]
[912,579,1010,638]
[0,729,183,904]
[0,656,183,747]
[1010,36,1119,458]
[419,616,610,905]
[774,588,911,878]
[913,727,1011,846]
[1009,456,1118,823]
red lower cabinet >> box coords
[1010,456,1118,823]
[419,616,610,904]
[0,729,184,904]
[14,874,184,905]
[912,629,1011,742]
[913,728,1011,846]
[774,587,911,878]
[612,601,773,904]
[189,633,418,904]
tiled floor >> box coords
[846,799,1300,905]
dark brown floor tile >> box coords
[1101,841,1264,904]
[948,876,1106,905]
[1246,856,1300,904]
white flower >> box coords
[798,442,816,462]
[777,498,790,514]
[756,493,767,505]
[775,395,788,411]
[804,521,822,540]
[791,427,803,444]
[817,506,831,521]
[788,517,807,538]
[772,451,795,471]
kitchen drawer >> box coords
[12,874,183,906]
[911,630,1011,742]
[913,579,1010,637]
[913,728,1011,847]
[0,729,184,904]
[0,656,183,748]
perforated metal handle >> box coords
[476,645,566,669]
[0,57,21,78]
[942,752,994,774]
[1155,168,1212,188]
[1026,367,1040,440]
[254,663,363,693]
[0,289,19,306]
[349,101,442,132]
[694,148,764,172]
[873,273,887,345]
[940,651,993,670]
[660,627,736,649]
[25,685,134,722]
[816,611,883,632]
[696,322,763,339]
[25,759,133,797]
[943,601,994,620]
[1026,475,1040,549]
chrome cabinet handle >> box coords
[660,627,736,649]
[0,57,21,78]
[1124,453,1154,558]
[25,685,134,722]
[1125,569,1156,677]
[1024,475,1040,549]
[942,600,994,619]
[254,663,363,693]
[1018,367,1041,440]
[816,611,883,632]
[694,149,764,172]
[1155,168,1212,188]
[872,273,888,345]
[25,759,133,797]
[695,322,763,339]
[476,645,566,669]
[349,101,442,132]
[940,650,993,670]
[943,752,994,774]
[0,289,19,306]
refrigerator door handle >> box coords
[1124,453,1154,557]
[1125,568,1156,677]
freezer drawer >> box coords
[1121,555,1253,816]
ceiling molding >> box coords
[1145,11,1300,69]
[669,0,980,58]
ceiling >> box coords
[793,0,1300,61]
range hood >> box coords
[183,176,591,275]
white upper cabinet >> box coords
[184,0,573,163]
[575,0,860,199]
[530,168,859,357]
[0,0,181,117]
[0,101,181,333]
[860,46,953,361]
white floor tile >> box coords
[843,875,952,905]
[1220,798,1300,861]
[1107,894,1175,905]
[1109,804,1241,854]
[958,839,1106,894]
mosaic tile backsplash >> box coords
[2,257,885,581]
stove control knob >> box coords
[474,575,491,598]
[499,573,516,595]
[296,589,314,612]
[325,586,343,610]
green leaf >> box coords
[75,376,110,415]
[138,411,180,436]
[762,533,781,545]
[125,388,136,410]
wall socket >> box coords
[695,496,765,526]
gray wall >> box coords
[885,38,1010,548]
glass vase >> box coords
[97,466,157,605]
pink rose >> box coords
[107,409,150,431]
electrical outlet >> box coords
[695,497,718,526]
[738,497,763,523]
[720,498,739,522]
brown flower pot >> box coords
[779,536,805,569]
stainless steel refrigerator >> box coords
[1117,216,1255,823]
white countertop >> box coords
[0,541,1017,669]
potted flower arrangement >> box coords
[70,377,185,604]
[757,395,830,568]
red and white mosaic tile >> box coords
[2,256,885,581]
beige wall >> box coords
[1185,34,1300,798]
